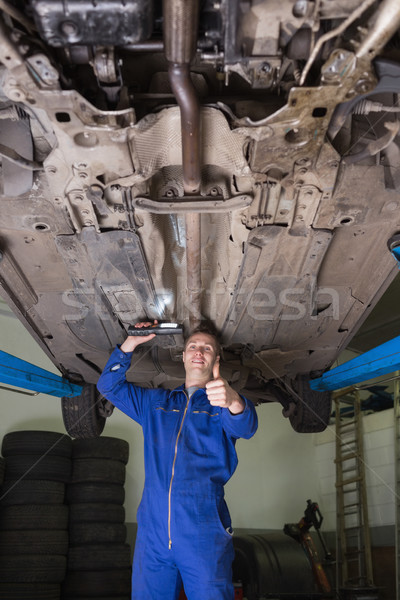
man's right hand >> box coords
[120,320,157,353]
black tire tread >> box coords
[0,583,60,600]
[72,437,129,463]
[289,375,332,433]
[68,543,131,570]
[63,597,130,600]
[0,529,68,555]
[0,480,65,506]
[0,504,68,531]
[61,384,105,439]
[0,554,66,583]
[69,522,127,545]
[66,482,125,505]
[0,458,5,487]
[4,454,71,483]
[68,503,125,524]
[2,431,72,458]
[62,569,131,596]
[71,458,125,484]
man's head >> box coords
[182,328,221,386]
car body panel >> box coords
[0,0,399,413]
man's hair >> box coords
[184,324,221,356]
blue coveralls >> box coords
[97,346,258,600]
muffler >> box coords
[163,0,202,331]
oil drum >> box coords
[233,531,318,599]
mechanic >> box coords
[97,321,258,600]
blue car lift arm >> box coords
[310,334,400,392]
[0,350,83,398]
[311,243,400,392]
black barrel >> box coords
[233,532,318,599]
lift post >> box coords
[0,350,83,397]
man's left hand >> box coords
[205,363,245,415]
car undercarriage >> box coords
[1,0,400,434]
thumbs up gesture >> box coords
[205,361,245,415]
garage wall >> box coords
[0,300,396,538]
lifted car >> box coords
[0,0,399,436]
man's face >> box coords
[182,332,219,380]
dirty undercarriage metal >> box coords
[1,0,400,432]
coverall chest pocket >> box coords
[152,404,182,449]
[183,409,222,457]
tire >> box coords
[68,503,125,524]
[0,554,66,583]
[62,569,131,596]
[62,384,105,439]
[0,530,69,555]
[69,522,127,545]
[66,482,125,505]
[2,431,72,458]
[63,597,130,600]
[0,480,65,506]
[71,458,125,485]
[0,458,5,487]
[0,504,68,531]
[72,437,129,464]
[0,583,60,600]
[67,543,131,570]
[4,454,71,483]
[288,375,332,433]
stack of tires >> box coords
[0,430,72,600]
[0,456,4,489]
[62,436,132,600]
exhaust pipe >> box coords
[163,0,202,331]
[168,63,201,195]
[356,0,400,61]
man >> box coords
[97,321,258,600]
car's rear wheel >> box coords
[61,384,105,439]
[266,375,332,433]
[288,375,332,433]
